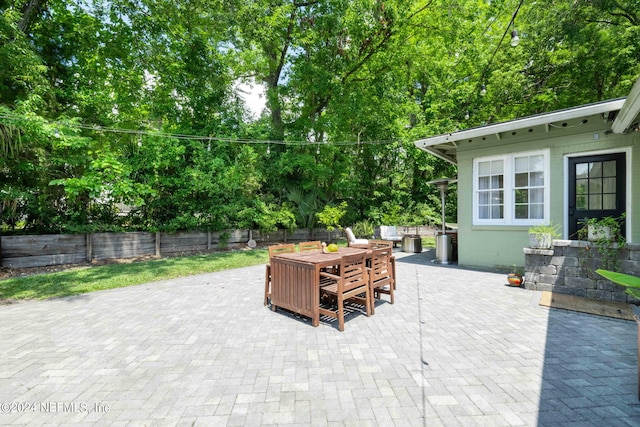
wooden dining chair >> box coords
[264,243,296,305]
[368,239,393,249]
[367,247,395,314]
[299,241,322,252]
[318,252,370,331]
[368,240,396,290]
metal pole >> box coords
[440,185,447,233]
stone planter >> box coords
[529,233,553,249]
[587,224,611,241]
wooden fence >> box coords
[0,226,436,269]
[0,228,331,268]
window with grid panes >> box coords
[514,154,545,220]
[477,159,504,220]
[473,150,549,225]
[575,160,617,211]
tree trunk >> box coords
[18,0,49,34]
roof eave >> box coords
[423,146,458,165]
[414,99,626,156]
[612,77,640,134]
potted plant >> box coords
[507,265,524,287]
[528,222,560,249]
[577,214,626,271]
[579,214,624,242]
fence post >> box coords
[86,233,92,262]
[207,231,212,250]
[155,231,161,257]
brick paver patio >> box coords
[1,249,639,426]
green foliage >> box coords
[510,264,524,276]
[316,201,348,231]
[238,199,296,233]
[286,187,322,229]
[352,219,374,238]
[596,269,640,300]
[218,231,230,249]
[1,0,639,235]
[528,222,561,238]
[578,214,626,272]
[0,9,50,106]
[381,202,403,226]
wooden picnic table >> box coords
[270,246,369,327]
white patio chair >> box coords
[344,227,368,247]
[379,226,402,247]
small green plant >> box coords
[528,221,561,249]
[596,269,640,300]
[528,222,560,238]
[577,214,626,272]
[507,265,524,286]
[510,264,524,276]
[352,219,374,238]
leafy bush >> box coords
[316,201,348,231]
[352,219,374,238]
[238,199,296,233]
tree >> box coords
[316,201,347,241]
[2,0,639,234]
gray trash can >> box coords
[402,235,422,253]
[436,233,453,264]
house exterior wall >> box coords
[455,121,638,272]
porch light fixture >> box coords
[464,110,470,120]
[480,85,487,96]
[510,29,520,47]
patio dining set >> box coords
[263,240,397,331]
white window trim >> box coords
[473,149,550,226]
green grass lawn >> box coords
[0,249,269,302]
[422,236,436,249]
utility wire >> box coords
[0,112,399,147]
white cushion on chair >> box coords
[345,227,368,245]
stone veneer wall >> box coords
[523,240,640,303]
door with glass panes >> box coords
[567,153,626,239]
